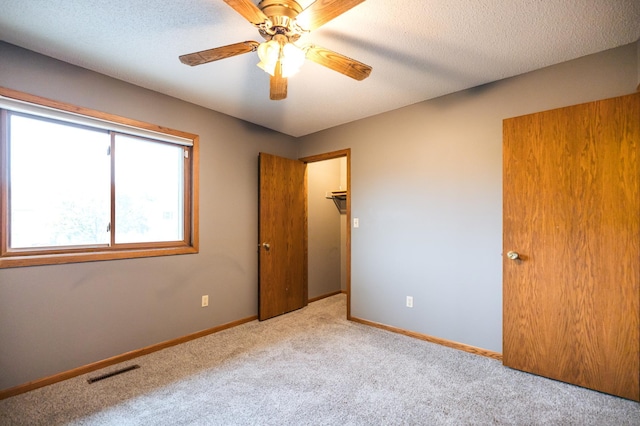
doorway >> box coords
[301,149,351,318]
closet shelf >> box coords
[326,190,347,214]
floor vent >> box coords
[87,365,140,384]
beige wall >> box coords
[307,159,342,298]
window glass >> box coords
[114,134,185,244]
[9,114,111,248]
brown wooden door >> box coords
[258,152,307,320]
[503,93,640,401]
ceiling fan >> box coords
[179,0,372,100]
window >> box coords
[0,88,199,268]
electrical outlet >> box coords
[406,296,413,308]
[353,217,359,228]
[201,295,209,307]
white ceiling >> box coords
[0,0,638,137]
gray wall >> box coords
[0,42,297,390]
[307,159,342,299]
[298,42,639,353]
[1,40,638,391]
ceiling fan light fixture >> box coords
[257,39,281,75]
[280,43,305,77]
[257,38,305,78]
[257,31,305,78]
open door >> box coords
[503,93,640,401]
[258,152,307,320]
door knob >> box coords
[262,243,270,250]
[507,251,520,260]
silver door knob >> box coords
[507,251,520,260]
[262,243,270,250]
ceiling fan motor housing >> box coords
[258,0,304,41]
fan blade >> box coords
[179,41,259,66]
[270,61,287,100]
[296,0,366,31]
[223,0,270,26]
[305,45,372,81]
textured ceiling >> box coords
[0,0,638,137]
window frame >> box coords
[0,87,199,268]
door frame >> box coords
[299,149,351,319]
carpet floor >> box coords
[0,294,638,425]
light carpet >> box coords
[0,294,638,425]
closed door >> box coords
[258,152,307,320]
[503,93,639,401]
